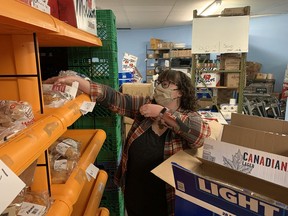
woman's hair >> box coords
[157,70,197,111]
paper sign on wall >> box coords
[122,53,138,72]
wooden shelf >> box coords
[0,1,102,47]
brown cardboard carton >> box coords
[122,83,153,97]
[152,150,288,215]
[224,73,240,87]
[150,38,162,49]
[224,58,241,70]
[231,113,288,134]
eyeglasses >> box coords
[156,80,178,90]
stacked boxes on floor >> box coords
[68,10,124,216]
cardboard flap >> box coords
[196,157,288,206]
[151,150,202,187]
[221,124,288,156]
[231,113,288,134]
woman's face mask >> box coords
[154,82,180,106]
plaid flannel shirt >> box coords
[90,82,211,216]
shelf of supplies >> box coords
[147,57,170,60]
[196,70,242,73]
[243,93,271,97]
[0,94,91,175]
[147,48,171,51]
[171,57,192,59]
[0,1,102,47]
[197,86,239,89]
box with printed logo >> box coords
[172,158,288,216]
[196,73,220,87]
[202,113,288,188]
[152,113,288,216]
[58,0,97,36]
[203,139,288,188]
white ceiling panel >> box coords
[96,0,288,29]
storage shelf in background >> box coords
[196,70,242,73]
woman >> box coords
[44,69,211,216]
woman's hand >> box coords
[140,104,163,118]
[43,76,75,85]
[43,76,91,95]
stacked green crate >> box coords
[68,10,124,216]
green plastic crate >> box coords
[68,65,119,89]
[67,47,93,66]
[92,105,119,117]
[97,39,118,52]
[95,157,122,191]
[97,139,122,163]
[96,10,117,41]
[100,189,125,216]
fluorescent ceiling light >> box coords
[200,0,222,16]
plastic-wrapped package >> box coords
[43,90,72,108]
[0,100,34,144]
[49,137,81,184]
[49,137,81,159]
[58,70,91,81]
[4,189,51,216]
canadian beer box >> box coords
[202,113,288,188]
[203,138,288,188]
[214,113,288,186]
[172,154,288,216]
[152,114,288,216]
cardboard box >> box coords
[230,113,288,134]
[224,58,241,70]
[150,38,162,49]
[125,123,132,138]
[224,73,240,88]
[48,0,59,18]
[58,0,97,36]
[281,82,288,99]
[122,83,153,97]
[163,53,170,58]
[202,113,288,187]
[196,73,220,87]
[152,114,288,215]
[172,155,288,216]
[203,138,288,188]
[146,69,155,76]
[197,99,213,110]
[221,7,247,16]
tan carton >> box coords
[224,73,240,88]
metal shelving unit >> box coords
[191,7,250,113]
[145,45,192,82]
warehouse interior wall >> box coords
[117,13,288,92]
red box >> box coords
[281,82,288,99]
[48,0,59,18]
[58,0,97,35]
